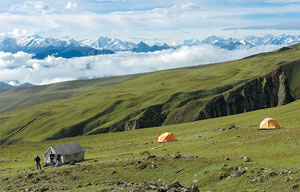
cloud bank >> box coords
[9,1,52,15]
[0,45,282,85]
[2,1,300,42]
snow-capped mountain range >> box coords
[0,34,78,53]
[0,34,300,59]
[181,34,300,50]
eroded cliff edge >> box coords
[118,60,300,131]
[196,60,300,120]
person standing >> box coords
[34,155,42,170]
[50,151,55,166]
[56,154,62,164]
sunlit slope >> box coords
[0,74,142,114]
[2,99,300,191]
[1,44,300,143]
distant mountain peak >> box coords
[0,81,33,89]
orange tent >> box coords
[157,132,177,143]
[259,117,280,130]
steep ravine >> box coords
[196,60,299,120]
[117,60,300,130]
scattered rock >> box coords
[219,125,236,131]
[176,168,184,173]
[27,173,33,179]
[185,156,199,161]
[146,181,157,186]
[193,179,199,183]
[233,169,246,177]
[157,188,167,192]
[190,186,200,192]
[225,157,230,160]
[1,177,8,181]
[85,182,92,187]
[151,163,157,169]
[152,145,164,150]
[219,172,229,180]
[222,165,233,171]
[290,184,299,190]
[168,180,183,189]
[94,160,98,162]
[137,164,146,170]
[173,154,182,159]
[39,186,48,192]
[147,155,157,159]
[76,184,82,188]
[112,170,117,174]
[243,156,250,162]
[148,185,157,190]
[64,186,72,190]
[98,180,200,192]
[140,151,151,156]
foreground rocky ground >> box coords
[2,151,300,192]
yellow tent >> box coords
[157,132,177,143]
[259,117,280,130]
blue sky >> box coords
[0,0,300,43]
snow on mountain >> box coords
[180,34,300,50]
[132,41,172,53]
[0,33,300,58]
[0,34,114,59]
[80,36,136,51]
[0,34,79,54]
[0,81,33,89]
[0,82,14,89]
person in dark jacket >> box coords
[56,154,62,165]
[50,151,55,166]
[34,155,42,170]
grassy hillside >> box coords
[1,44,300,143]
[1,98,300,191]
[0,74,142,114]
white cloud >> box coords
[9,1,52,15]
[65,2,78,9]
[0,45,283,85]
[4,28,33,37]
[0,2,300,42]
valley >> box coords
[0,43,300,191]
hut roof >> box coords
[50,142,85,155]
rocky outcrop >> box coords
[196,61,299,120]
[115,104,167,131]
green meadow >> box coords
[1,44,300,144]
[1,99,300,191]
